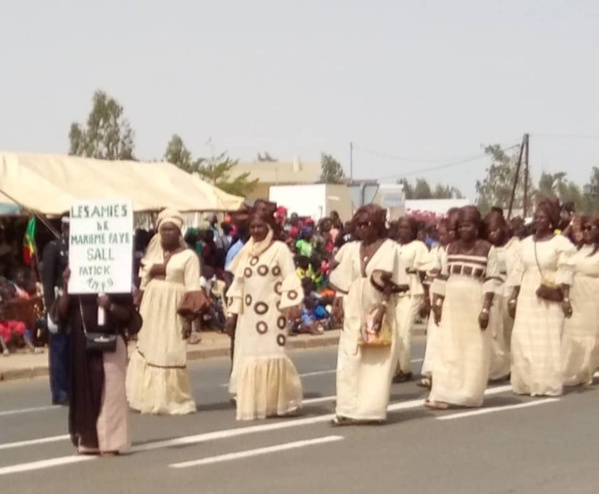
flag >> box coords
[23,217,36,265]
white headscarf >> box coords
[141,209,187,267]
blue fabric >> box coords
[49,331,70,403]
[313,305,328,319]
[225,240,244,270]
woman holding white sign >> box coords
[127,209,207,415]
[55,268,140,455]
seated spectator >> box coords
[296,256,315,281]
[296,229,315,258]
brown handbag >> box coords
[534,240,564,303]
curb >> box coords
[0,328,426,383]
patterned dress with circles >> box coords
[226,240,304,420]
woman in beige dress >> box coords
[508,199,576,397]
[225,205,303,421]
[426,206,500,409]
[562,216,599,386]
[420,218,453,388]
[330,204,408,425]
[484,210,520,382]
[393,216,430,383]
[127,209,206,415]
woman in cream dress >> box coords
[420,219,453,387]
[562,216,599,386]
[484,210,520,382]
[426,206,500,409]
[508,199,576,397]
[393,217,430,383]
[225,206,303,421]
[330,204,408,425]
[127,210,205,415]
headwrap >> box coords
[157,208,185,232]
[226,202,278,274]
[141,209,187,277]
[536,197,560,229]
[276,206,287,222]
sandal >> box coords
[331,416,356,427]
[424,399,449,410]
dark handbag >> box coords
[534,241,564,303]
[80,301,117,353]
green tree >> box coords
[398,179,414,199]
[256,152,277,162]
[399,178,463,199]
[164,134,195,173]
[69,90,135,160]
[319,153,346,184]
[476,144,534,214]
[433,183,464,199]
[197,151,258,197]
[536,171,584,210]
[582,167,599,213]
[414,178,433,199]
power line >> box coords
[373,143,520,181]
[353,141,520,164]
[530,133,599,141]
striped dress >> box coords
[429,240,500,407]
[508,235,575,396]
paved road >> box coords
[1,338,598,494]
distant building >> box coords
[230,157,321,199]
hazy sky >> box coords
[2,0,599,199]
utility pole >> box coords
[349,141,354,181]
[507,135,526,220]
[523,133,530,219]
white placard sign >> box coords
[68,199,134,295]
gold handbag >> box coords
[359,306,392,347]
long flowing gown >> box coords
[421,244,443,378]
[227,241,303,420]
[562,245,599,386]
[68,294,135,454]
[428,240,500,407]
[394,240,429,375]
[126,249,200,415]
[488,237,520,381]
[330,239,406,421]
[509,235,575,396]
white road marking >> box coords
[0,382,527,476]
[437,398,559,421]
[169,435,344,469]
[0,405,59,418]
[0,435,69,452]
[303,396,334,405]
[0,455,94,476]
[0,383,514,458]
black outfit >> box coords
[41,237,70,404]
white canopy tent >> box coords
[0,152,245,215]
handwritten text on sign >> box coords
[68,200,134,294]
